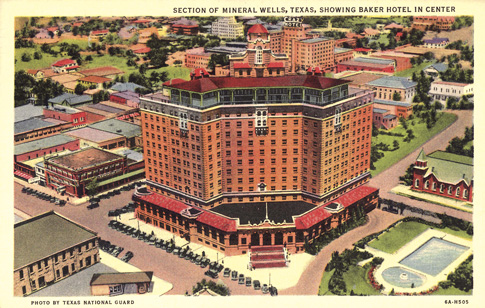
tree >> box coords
[21,53,32,62]
[393,140,400,150]
[399,116,408,129]
[85,178,99,199]
[14,70,36,107]
[74,83,87,95]
[85,55,93,62]
[392,91,402,101]
[126,58,137,67]
[33,51,42,60]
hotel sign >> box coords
[284,16,303,27]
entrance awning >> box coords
[14,170,33,180]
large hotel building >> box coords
[134,70,378,256]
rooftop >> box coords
[424,37,450,44]
[14,118,58,135]
[186,47,212,56]
[88,118,141,139]
[14,211,97,269]
[337,72,386,85]
[211,201,316,225]
[110,82,146,92]
[64,127,123,142]
[90,272,153,286]
[432,81,472,87]
[374,99,412,107]
[384,114,397,119]
[354,57,395,66]
[79,67,123,78]
[15,134,77,155]
[45,105,82,114]
[80,75,111,84]
[425,62,448,72]
[48,147,123,170]
[48,93,92,106]
[420,150,473,185]
[367,76,417,89]
[373,108,390,114]
[114,148,144,162]
[334,47,353,53]
[50,73,82,84]
[15,104,44,123]
[81,103,126,114]
[165,75,349,94]
[300,37,331,44]
[52,59,76,67]
[339,59,391,69]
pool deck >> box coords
[368,228,472,294]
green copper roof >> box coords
[424,151,473,185]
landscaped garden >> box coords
[367,221,428,254]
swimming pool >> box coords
[399,237,468,276]
[381,266,425,288]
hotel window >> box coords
[255,46,263,64]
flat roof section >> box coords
[14,211,97,269]
[88,119,141,139]
[48,147,123,170]
[14,118,57,134]
[90,272,153,285]
[211,201,317,225]
[14,134,77,155]
[64,127,123,143]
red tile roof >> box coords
[190,68,210,77]
[79,66,124,77]
[294,185,378,229]
[133,19,151,24]
[162,78,187,86]
[166,75,349,93]
[27,69,41,75]
[266,62,285,68]
[92,29,109,35]
[233,63,251,69]
[137,192,237,232]
[134,47,151,53]
[354,48,372,52]
[248,24,269,34]
[80,76,111,83]
[65,65,80,70]
[52,59,76,67]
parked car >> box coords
[231,270,238,281]
[185,251,194,260]
[253,280,261,290]
[269,286,278,296]
[238,274,245,285]
[21,187,27,193]
[121,251,133,262]
[216,263,224,273]
[262,284,269,294]
[160,241,168,250]
[246,277,252,287]
[223,268,231,278]
[195,255,202,265]
[200,259,210,268]
[204,269,218,279]
[87,202,99,209]
[190,253,199,263]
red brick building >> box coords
[185,47,212,70]
[412,16,455,31]
[171,18,199,36]
[135,73,378,255]
[43,105,87,126]
[412,150,473,202]
[45,147,144,197]
[229,24,289,77]
[336,59,395,74]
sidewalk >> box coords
[117,213,315,290]
[99,251,173,296]
[391,185,473,213]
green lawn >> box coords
[432,286,472,295]
[368,220,472,254]
[342,265,382,295]
[394,60,436,78]
[57,38,90,49]
[15,47,64,72]
[371,112,457,176]
[83,54,191,80]
[318,269,335,295]
[368,221,429,254]
[318,266,381,295]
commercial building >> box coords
[88,118,142,148]
[334,47,354,65]
[423,62,448,78]
[373,99,413,119]
[15,103,44,123]
[77,101,138,123]
[63,127,127,150]
[429,81,473,104]
[45,147,144,197]
[294,37,335,73]
[78,76,112,90]
[413,150,473,202]
[43,105,87,127]
[14,117,72,145]
[171,18,199,36]
[370,51,415,72]
[412,16,455,31]
[110,91,141,108]
[14,211,99,296]
[367,76,417,102]
[184,47,213,70]
[135,72,378,255]
[211,17,244,39]
[336,57,395,74]
[48,93,93,107]
[229,24,290,78]
[90,272,154,296]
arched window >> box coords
[440,184,444,193]
[425,180,429,189]
[448,186,452,195]
[456,187,460,197]
[463,189,469,199]
[415,179,420,188]
[432,182,436,191]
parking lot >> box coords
[14,182,273,295]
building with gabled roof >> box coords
[412,150,473,202]
[51,59,79,73]
[423,62,448,78]
[90,272,154,296]
[423,37,450,49]
[48,93,93,107]
[14,211,99,296]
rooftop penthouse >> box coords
[143,75,355,110]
